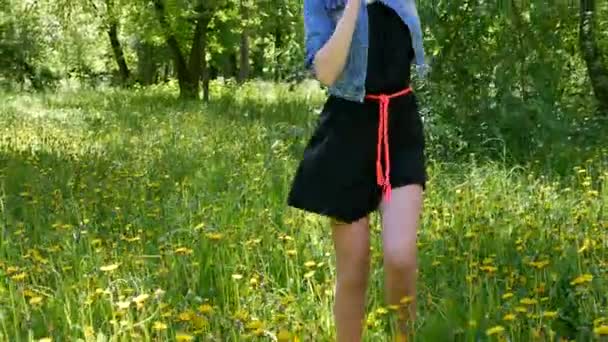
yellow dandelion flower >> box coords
[279,234,294,242]
[570,274,593,286]
[528,260,550,269]
[152,321,168,331]
[29,296,44,305]
[38,338,52,342]
[480,265,497,273]
[175,332,195,342]
[246,320,264,330]
[199,304,213,314]
[486,325,505,336]
[192,315,209,330]
[124,236,141,243]
[23,289,36,298]
[232,274,243,280]
[286,249,297,256]
[11,272,27,281]
[503,313,516,321]
[515,306,528,313]
[366,312,378,327]
[303,270,315,279]
[594,318,607,326]
[304,261,316,268]
[117,301,131,310]
[277,329,292,342]
[578,239,592,253]
[174,247,193,255]
[502,292,514,300]
[178,311,194,322]
[520,298,538,305]
[6,266,19,275]
[594,325,608,336]
[205,232,224,241]
[400,296,413,305]
[375,307,388,315]
[249,277,258,286]
[84,326,95,338]
[234,309,249,321]
[133,294,149,304]
[543,311,558,319]
[100,264,119,272]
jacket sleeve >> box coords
[303,0,333,73]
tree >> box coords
[86,0,131,84]
[579,0,608,113]
[237,0,251,83]
[151,0,211,99]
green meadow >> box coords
[0,82,606,341]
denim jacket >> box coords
[304,0,427,102]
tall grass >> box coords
[0,83,606,341]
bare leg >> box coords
[380,185,423,340]
[331,216,371,342]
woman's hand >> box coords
[313,0,361,86]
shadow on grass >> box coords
[8,84,606,184]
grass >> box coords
[0,81,607,341]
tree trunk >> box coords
[201,18,210,102]
[510,1,526,102]
[210,65,218,79]
[152,0,198,99]
[135,40,156,85]
[107,22,130,84]
[238,31,250,83]
[187,12,207,90]
[274,28,282,81]
[163,63,170,83]
[579,0,608,113]
[202,62,210,102]
[226,53,235,79]
[237,0,250,83]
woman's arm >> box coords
[304,0,360,86]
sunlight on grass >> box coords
[0,85,606,341]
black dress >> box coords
[287,2,426,223]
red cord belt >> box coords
[365,86,413,203]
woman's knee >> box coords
[383,246,417,275]
[332,217,371,287]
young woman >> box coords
[287,0,427,341]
